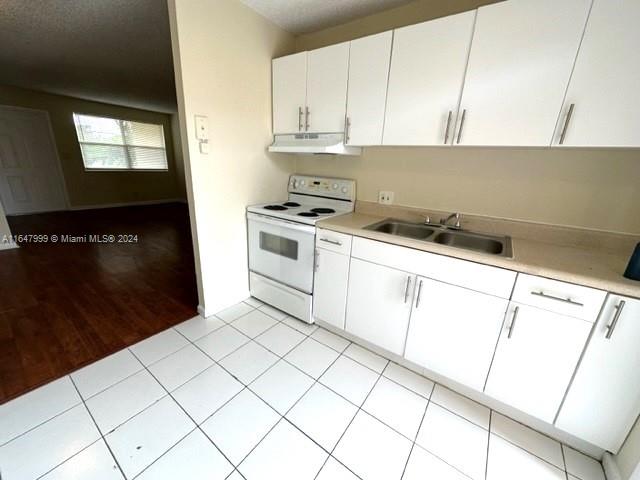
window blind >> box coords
[73,113,168,171]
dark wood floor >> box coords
[0,203,198,403]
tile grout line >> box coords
[34,437,106,480]
[312,360,389,480]
[410,388,477,480]
[0,394,83,448]
[561,444,570,480]
[399,382,435,480]
[67,376,127,480]
[485,410,493,480]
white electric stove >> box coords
[247,175,356,323]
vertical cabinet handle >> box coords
[403,276,412,304]
[507,306,519,339]
[298,107,303,132]
[444,110,453,144]
[415,279,423,308]
[456,109,467,144]
[605,300,625,339]
[344,117,351,143]
[559,103,575,145]
[305,107,310,131]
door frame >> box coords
[0,104,70,215]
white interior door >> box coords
[0,106,67,214]
[404,277,509,391]
[383,10,475,145]
[345,31,393,145]
[484,302,592,422]
[306,42,350,134]
[456,0,591,146]
[272,52,307,134]
[557,0,640,147]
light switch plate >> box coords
[195,115,209,141]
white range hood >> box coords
[268,133,361,156]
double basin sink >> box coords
[364,219,513,258]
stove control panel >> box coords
[289,175,355,202]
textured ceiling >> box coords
[239,0,416,34]
[0,0,176,113]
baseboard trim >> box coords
[197,304,207,318]
[0,241,19,251]
[68,198,187,211]
[603,452,622,480]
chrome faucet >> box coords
[441,212,462,229]
[423,215,432,225]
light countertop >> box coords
[318,206,640,299]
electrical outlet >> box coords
[378,191,394,205]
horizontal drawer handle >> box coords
[319,238,342,246]
[530,290,584,307]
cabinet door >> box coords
[312,248,350,330]
[556,295,640,452]
[345,31,392,146]
[485,303,592,422]
[345,258,414,355]
[272,52,307,134]
[404,278,509,391]
[383,11,475,146]
[456,0,591,146]
[306,42,350,134]
[558,0,640,147]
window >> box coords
[73,113,168,171]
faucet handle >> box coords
[424,215,431,225]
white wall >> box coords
[168,0,296,315]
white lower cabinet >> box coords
[312,247,350,329]
[345,258,414,355]
[484,302,592,422]
[404,277,509,391]
[556,295,640,452]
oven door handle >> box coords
[247,212,316,234]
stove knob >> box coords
[332,183,338,190]
[341,187,348,194]
[292,180,298,189]
[300,180,306,186]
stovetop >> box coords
[247,175,356,226]
[247,200,352,225]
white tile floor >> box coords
[0,299,607,480]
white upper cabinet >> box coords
[272,52,307,134]
[404,278,509,391]
[484,302,592,422]
[345,258,414,356]
[556,0,640,147]
[556,295,640,452]
[345,31,393,146]
[455,0,591,146]
[383,11,476,146]
[306,42,350,134]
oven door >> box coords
[247,212,316,293]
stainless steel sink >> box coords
[364,219,437,240]
[363,218,513,257]
[433,231,511,256]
